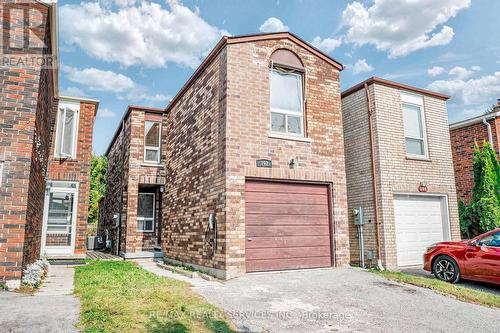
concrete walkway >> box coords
[0,265,80,333]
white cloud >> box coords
[351,59,374,75]
[259,17,288,33]
[448,66,474,80]
[62,65,135,93]
[98,108,117,118]
[60,86,85,97]
[428,71,500,105]
[341,0,471,58]
[471,65,481,72]
[60,0,228,68]
[427,66,445,77]
[311,36,342,53]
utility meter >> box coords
[353,207,365,225]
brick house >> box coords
[449,101,500,204]
[341,77,460,269]
[100,32,351,279]
[99,106,166,258]
[0,1,98,288]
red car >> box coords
[424,228,500,285]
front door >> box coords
[41,181,79,256]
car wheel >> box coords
[433,255,460,283]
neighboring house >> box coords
[449,101,500,204]
[341,77,460,269]
[0,1,98,288]
[99,106,166,258]
[42,96,99,259]
[99,32,350,279]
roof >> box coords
[165,32,344,114]
[104,105,164,156]
[58,95,100,116]
[341,77,450,101]
[449,107,500,130]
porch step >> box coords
[48,259,86,266]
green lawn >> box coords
[371,270,500,308]
[74,260,237,333]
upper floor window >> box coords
[55,102,79,159]
[270,68,304,136]
[401,92,428,158]
[144,121,161,163]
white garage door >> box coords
[393,195,450,266]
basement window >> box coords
[54,102,79,159]
[269,66,304,137]
[137,193,155,232]
[144,121,161,163]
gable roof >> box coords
[104,105,164,156]
[341,77,450,101]
[165,32,344,114]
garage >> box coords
[393,194,450,266]
[245,180,332,272]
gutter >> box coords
[364,83,384,271]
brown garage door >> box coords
[245,180,332,272]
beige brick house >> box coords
[341,77,460,269]
[99,32,351,279]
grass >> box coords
[74,260,237,333]
[370,269,500,308]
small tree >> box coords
[460,142,500,237]
[88,155,107,225]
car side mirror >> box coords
[468,240,478,247]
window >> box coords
[269,67,304,136]
[137,193,155,232]
[401,93,427,157]
[478,232,500,247]
[55,102,79,158]
[144,121,161,163]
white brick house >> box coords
[341,77,460,269]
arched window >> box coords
[269,49,305,137]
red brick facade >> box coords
[449,108,500,204]
[0,1,98,287]
[99,107,166,257]
[0,1,57,286]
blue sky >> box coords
[57,0,500,155]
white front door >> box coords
[41,181,79,256]
[393,194,450,266]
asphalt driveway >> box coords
[193,268,500,333]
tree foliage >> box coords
[88,155,107,225]
[459,142,500,238]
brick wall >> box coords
[99,108,166,256]
[450,117,499,204]
[46,100,97,256]
[342,83,460,268]
[163,49,227,273]
[162,37,350,279]
[0,1,55,284]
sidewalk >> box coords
[0,265,80,333]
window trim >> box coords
[269,66,305,138]
[144,121,161,164]
[54,102,80,159]
[137,192,155,233]
[401,92,429,159]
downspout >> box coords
[364,83,384,271]
[482,118,493,145]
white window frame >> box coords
[54,101,79,159]
[269,67,305,137]
[137,192,155,232]
[144,121,161,164]
[401,92,429,159]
